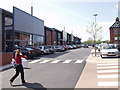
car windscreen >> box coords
[102,45,116,49]
[26,48,34,51]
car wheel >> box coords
[41,51,44,55]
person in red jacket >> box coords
[10,48,27,86]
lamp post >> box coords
[93,14,97,56]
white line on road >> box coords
[51,60,61,63]
[97,69,120,73]
[63,60,72,63]
[40,60,50,63]
[97,63,118,66]
[29,59,41,64]
[97,74,120,78]
[75,60,84,63]
[97,66,120,69]
[98,82,120,86]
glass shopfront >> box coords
[33,35,44,45]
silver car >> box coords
[39,46,51,55]
[100,44,120,58]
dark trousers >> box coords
[10,64,25,83]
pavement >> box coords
[0,63,12,72]
[75,49,119,89]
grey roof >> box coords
[110,18,120,28]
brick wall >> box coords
[46,29,52,45]
[110,28,114,43]
[0,52,13,66]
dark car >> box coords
[13,47,35,59]
[26,46,42,56]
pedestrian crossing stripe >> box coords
[40,60,50,63]
[51,60,61,63]
[29,59,41,64]
[97,74,120,78]
[75,60,84,63]
[97,66,120,69]
[63,60,72,63]
[97,69,120,73]
[98,82,120,86]
[29,59,85,64]
[97,63,118,66]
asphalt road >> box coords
[1,47,92,89]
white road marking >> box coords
[98,82,120,86]
[75,60,84,63]
[63,60,72,63]
[97,63,118,66]
[51,60,61,63]
[97,74,120,78]
[97,69,120,73]
[29,59,41,64]
[97,66,120,69]
[40,60,50,63]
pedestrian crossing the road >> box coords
[29,59,85,64]
[97,63,120,87]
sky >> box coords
[0,0,119,41]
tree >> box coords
[86,22,102,56]
[86,22,102,43]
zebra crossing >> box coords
[29,59,85,64]
[97,62,120,87]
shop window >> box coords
[14,32,20,40]
[33,35,44,45]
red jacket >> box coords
[15,55,27,64]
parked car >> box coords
[39,46,51,54]
[72,45,77,49]
[100,44,120,58]
[84,44,89,48]
[67,45,74,49]
[54,46,65,52]
[62,45,69,50]
[13,47,35,59]
[26,46,42,56]
[46,45,55,54]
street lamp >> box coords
[93,13,98,56]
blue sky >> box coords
[0,0,119,41]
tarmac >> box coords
[1,49,120,89]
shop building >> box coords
[51,28,63,45]
[110,17,120,44]
[1,7,44,52]
[44,26,54,45]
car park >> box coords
[39,46,51,54]
[100,44,120,58]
